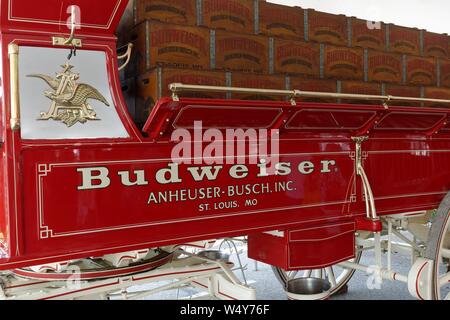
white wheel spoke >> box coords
[312,270,321,278]
[326,267,337,287]
[288,271,299,280]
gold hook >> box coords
[63,6,77,46]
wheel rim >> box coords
[426,193,450,300]
[434,212,450,300]
[272,248,362,296]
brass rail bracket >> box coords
[352,136,379,222]
[118,43,134,72]
[52,37,82,48]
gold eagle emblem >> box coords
[28,62,110,127]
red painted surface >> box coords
[0,0,449,271]
[0,0,127,35]
[248,221,356,270]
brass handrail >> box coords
[170,83,298,105]
[169,83,450,107]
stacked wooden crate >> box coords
[118,0,450,127]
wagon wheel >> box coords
[425,191,450,300]
[272,246,362,296]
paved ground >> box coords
[139,240,415,300]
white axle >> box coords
[338,261,408,283]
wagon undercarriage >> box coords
[0,0,449,301]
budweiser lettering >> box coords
[275,41,319,75]
[261,7,301,28]
[151,29,207,54]
[327,50,362,65]
[215,32,268,72]
[291,78,337,93]
[424,87,450,107]
[203,0,252,19]
[351,19,386,51]
[425,87,450,100]
[144,1,193,18]
[202,0,253,33]
[276,45,314,61]
[389,26,420,55]
[77,160,337,190]
[369,55,401,70]
[325,47,363,80]
[440,62,450,86]
[234,80,280,88]
[231,74,285,100]
[385,84,421,105]
[308,10,347,46]
[133,21,211,72]
[76,159,339,208]
[144,0,192,12]
[407,57,436,86]
[353,22,384,42]
[408,58,435,74]
[341,81,381,105]
[309,16,346,35]
[259,2,304,39]
[135,0,196,25]
[387,86,420,97]
[342,83,380,95]
[424,32,449,58]
[217,38,265,56]
[166,75,223,86]
[368,52,402,82]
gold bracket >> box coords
[52,37,82,48]
[383,95,392,109]
[172,91,180,102]
[8,43,20,131]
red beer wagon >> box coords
[0,0,448,300]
